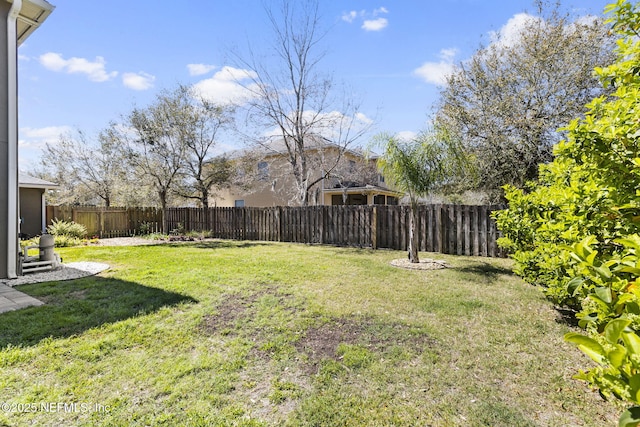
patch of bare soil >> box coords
[295,316,434,372]
[390,258,448,270]
[200,293,257,334]
[199,285,293,335]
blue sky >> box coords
[17,0,613,170]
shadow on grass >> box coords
[0,277,197,348]
[554,306,580,327]
[454,261,514,280]
[163,240,274,250]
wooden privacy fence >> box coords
[47,205,163,238]
[47,204,506,257]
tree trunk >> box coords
[408,201,420,263]
[159,189,168,235]
[202,190,210,231]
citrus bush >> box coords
[495,1,640,424]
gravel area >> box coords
[0,262,110,286]
[95,237,157,246]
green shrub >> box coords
[495,1,640,424]
[52,235,83,248]
[139,221,152,236]
[47,218,87,239]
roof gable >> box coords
[18,173,58,189]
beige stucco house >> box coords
[216,137,401,207]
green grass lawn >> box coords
[0,241,619,426]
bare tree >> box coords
[235,0,372,206]
[125,87,189,233]
[169,85,235,211]
[38,124,128,207]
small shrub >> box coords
[146,232,168,241]
[185,230,204,239]
[139,221,152,236]
[47,218,87,239]
[53,235,83,248]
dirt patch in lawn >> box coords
[199,285,294,335]
[295,315,434,370]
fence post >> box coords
[371,206,378,250]
[99,209,104,238]
[243,208,247,240]
[434,204,442,254]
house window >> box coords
[234,200,245,208]
[348,194,367,205]
[332,194,367,205]
[387,196,399,205]
[379,174,385,183]
[257,161,269,181]
[373,195,386,205]
[348,160,356,173]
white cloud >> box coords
[341,10,359,23]
[574,14,599,26]
[362,18,388,32]
[18,126,74,170]
[439,48,458,62]
[192,66,259,105]
[264,110,373,141]
[489,13,541,49]
[343,7,389,31]
[20,126,73,146]
[413,48,459,86]
[355,112,374,125]
[39,52,117,82]
[187,63,218,76]
[395,131,418,141]
[122,72,155,90]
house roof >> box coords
[18,173,58,189]
[225,135,379,161]
[8,0,55,46]
[322,184,401,197]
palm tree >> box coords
[375,128,467,263]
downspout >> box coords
[40,190,45,233]
[6,0,22,278]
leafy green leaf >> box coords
[595,287,614,304]
[608,344,628,368]
[595,265,613,281]
[565,333,607,364]
[629,375,640,402]
[623,332,640,357]
[619,406,640,427]
[568,277,585,296]
[606,319,633,344]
